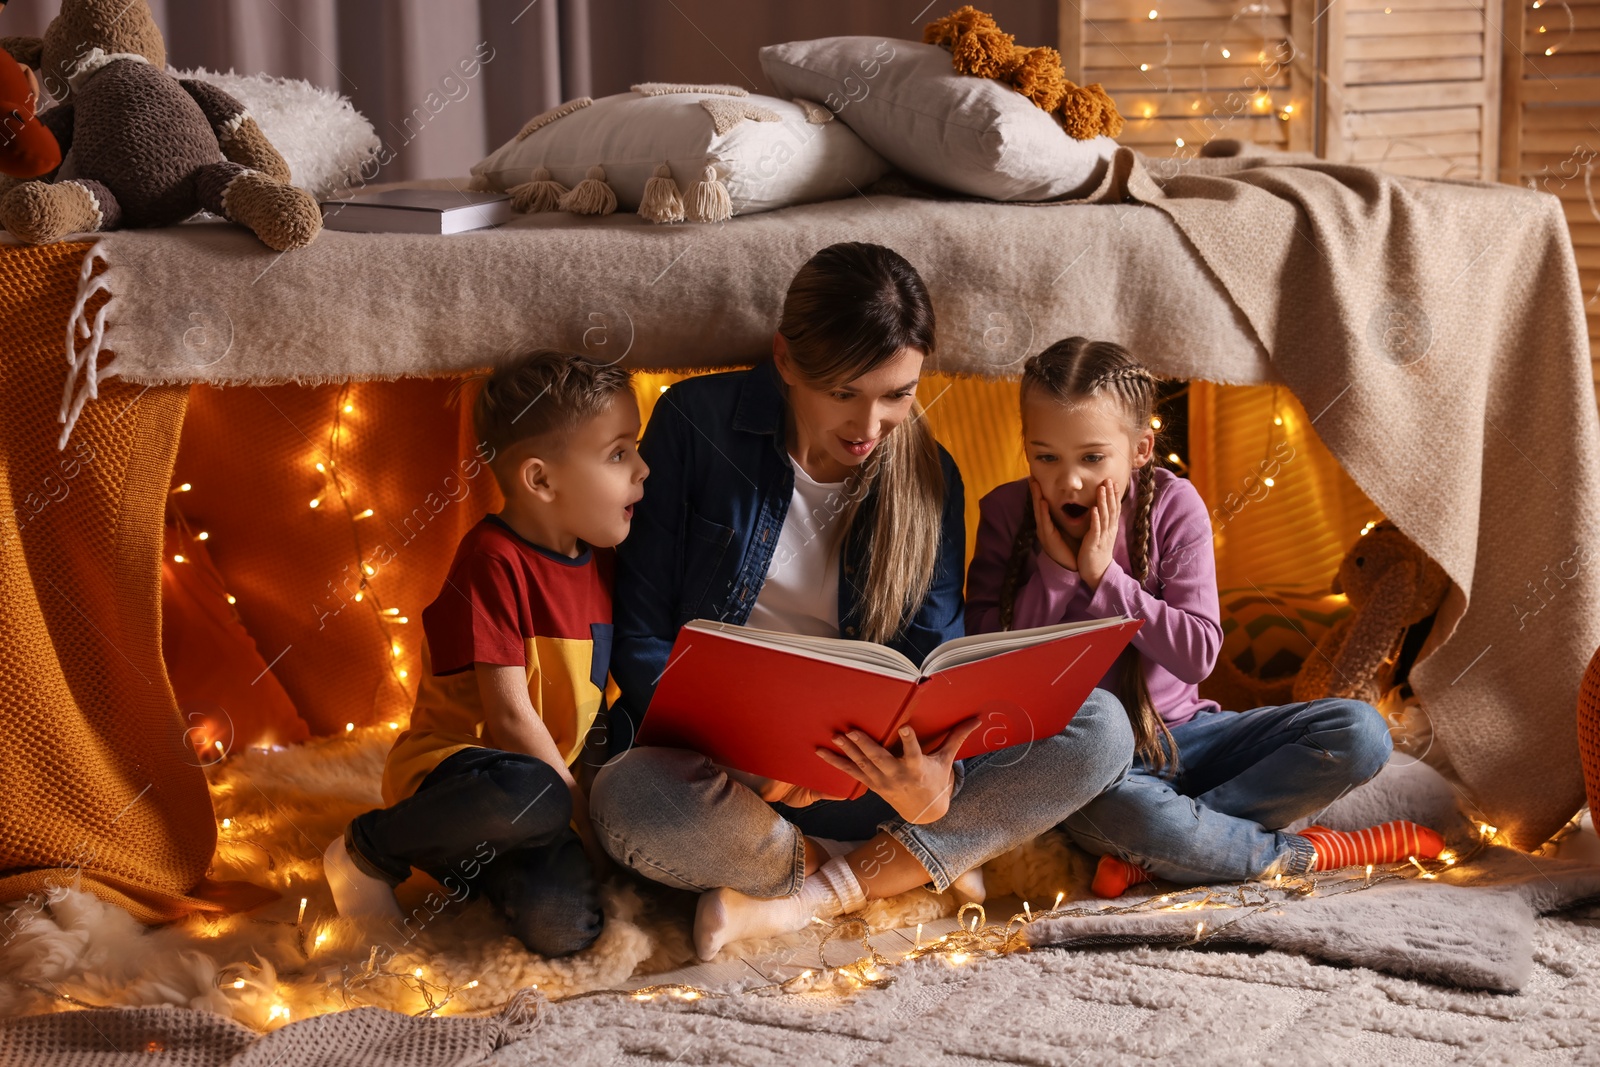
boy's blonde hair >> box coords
[470,350,633,488]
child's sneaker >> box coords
[323,833,403,921]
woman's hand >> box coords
[1030,478,1078,572]
[1077,478,1122,590]
[719,765,843,808]
[816,718,981,825]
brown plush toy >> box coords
[1291,521,1451,706]
[923,6,1124,140]
[0,0,321,250]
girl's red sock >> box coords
[1299,820,1444,871]
[1091,854,1153,898]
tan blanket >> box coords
[35,149,1600,848]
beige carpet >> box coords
[2,728,1599,1064]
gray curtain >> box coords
[3,0,1053,179]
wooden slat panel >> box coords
[1562,198,1600,223]
[1520,127,1600,151]
[1092,0,1290,18]
[1085,15,1290,41]
[1346,0,1484,10]
[1345,32,1483,59]
[1528,6,1600,31]
[1371,153,1485,175]
[1348,130,1482,159]
[1086,66,1293,89]
[1085,41,1289,66]
[1347,55,1485,82]
[1571,222,1600,246]
[1119,115,1291,142]
[1346,79,1492,108]
[1521,103,1600,129]
[1523,52,1600,78]
[1525,28,1600,50]
[1347,8,1484,32]
[1345,105,1483,135]
[1519,77,1600,103]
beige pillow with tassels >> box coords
[468,84,890,223]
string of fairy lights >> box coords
[1113,6,1299,150]
[18,820,1525,1027]
[166,384,418,759]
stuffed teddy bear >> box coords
[923,6,1124,140]
[0,0,321,250]
[1291,521,1451,706]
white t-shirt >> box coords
[746,456,852,638]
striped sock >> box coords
[1299,821,1444,871]
[1090,854,1153,899]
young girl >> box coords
[965,337,1444,896]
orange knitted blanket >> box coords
[0,242,264,922]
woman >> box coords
[591,242,1134,961]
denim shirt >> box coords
[609,360,967,751]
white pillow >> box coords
[758,37,1118,202]
[469,86,890,220]
[170,67,381,199]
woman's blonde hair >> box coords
[999,336,1177,773]
[776,242,943,645]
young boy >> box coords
[324,350,647,958]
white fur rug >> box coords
[2,728,1598,1062]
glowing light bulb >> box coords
[1147,7,1158,17]
[221,818,231,829]
[297,898,307,923]
[363,564,376,576]
[315,462,326,472]
[345,722,355,733]
[383,608,400,615]
[949,951,969,965]
[391,643,402,658]
[1054,890,1065,908]
[398,670,409,680]
[174,483,192,493]
[1167,453,1180,463]
[1273,415,1283,425]
[314,931,328,947]
[357,508,374,519]
[465,980,479,988]
[1221,47,1230,58]
[396,617,408,624]
[343,404,354,414]
[1175,137,1185,147]
[388,722,400,730]
[232,979,245,989]
[354,592,364,602]
[1545,46,1555,55]
[1139,63,1149,71]
[226,594,237,604]
[173,554,185,563]
[1263,477,1275,487]
[309,498,320,509]
[1282,104,1294,115]
[413,968,423,977]
[659,385,668,393]
[197,531,209,540]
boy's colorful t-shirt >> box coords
[381,514,619,806]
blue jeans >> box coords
[346,747,602,957]
[588,687,1134,895]
[1062,699,1392,883]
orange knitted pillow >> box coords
[1579,644,1600,817]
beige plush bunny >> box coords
[1292,521,1450,705]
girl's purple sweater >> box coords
[965,467,1224,727]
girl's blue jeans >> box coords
[1061,698,1393,883]
[588,687,1135,895]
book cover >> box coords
[636,617,1142,800]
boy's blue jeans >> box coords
[345,747,602,958]
[1062,699,1393,883]
[587,687,1135,895]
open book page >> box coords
[681,620,921,679]
[916,616,1133,677]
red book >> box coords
[636,616,1143,800]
